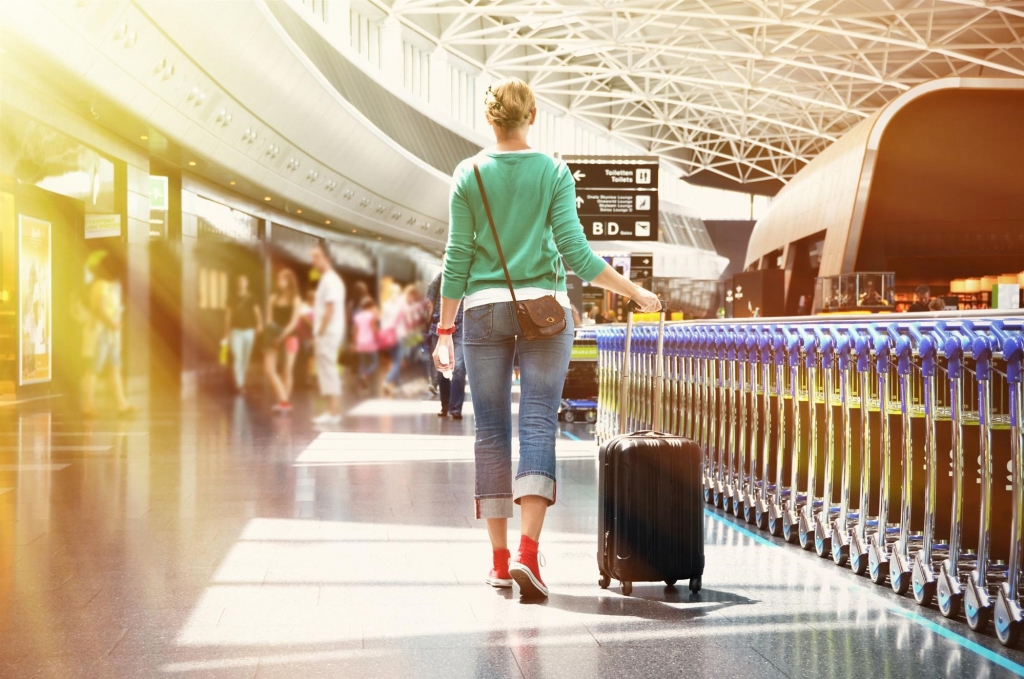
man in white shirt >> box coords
[311,242,346,424]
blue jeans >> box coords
[383,343,403,386]
[229,328,255,389]
[431,333,466,414]
[462,302,574,519]
[358,351,378,379]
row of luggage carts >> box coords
[594,314,1024,646]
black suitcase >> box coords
[597,312,705,596]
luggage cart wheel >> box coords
[782,520,798,545]
[995,596,1022,647]
[585,410,597,423]
[564,410,576,424]
[912,577,936,607]
[937,577,963,619]
[755,508,769,531]
[966,602,991,633]
[665,579,677,588]
[815,535,831,559]
[851,550,868,577]
[621,581,633,596]
[890,569,911,596]
[997,618,1021,647]
[598,573,611,589]
[689,577,702,593]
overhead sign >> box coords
[150,176,169,211]
[565,156,659,241]
[630,254,653,280]
[85,213,122,239]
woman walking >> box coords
[224,274,263,393]
[378,283,407,397]
[433,78,660,599]
[263,268,302,412]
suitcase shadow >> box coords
[528,587,757,621]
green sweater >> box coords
[441,151,608,300]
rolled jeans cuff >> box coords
[513,473,556,507]
[476,496,513,519]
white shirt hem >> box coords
[463,287,571,311]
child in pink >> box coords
[352,297,379,389]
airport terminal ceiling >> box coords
[378,0,1024,192]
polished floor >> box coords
[2,383,1024,679]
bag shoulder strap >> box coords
[473,163,518,305]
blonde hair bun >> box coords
[484,77,536,130]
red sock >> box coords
[493,548,511,577]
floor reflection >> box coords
[0,392,1023,678]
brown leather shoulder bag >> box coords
[473,163,566,341]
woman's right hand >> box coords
[630,285,662,313]
[433,334,455,372]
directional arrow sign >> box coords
[566,156,659,241]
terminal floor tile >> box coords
[1,390,1023,678]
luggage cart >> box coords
[732,328,750,518]
[754,329,776,531]
[909,323,942,606]
[848,329,880,577]
[886,324,918,595]
[766,327,791,538]
[781,326,805,544]
[712,329,727,509]
[962,324,998,632]
[993,322,1024,646]
[812,327,841,558]
[682,327,696,442]
[829,327,858,567]
[797,328,822,551]
[743,329,763,525]
[722,329,740,513]
[935,322,971,619]
[866,326,898,586]
[700,329,716,503]
[562,329,599,424]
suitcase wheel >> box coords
[689,577,702,593]
[598,573,611,589]
[621,581,633,596]
[665,579,677,588]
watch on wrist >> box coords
[437,325,456,336]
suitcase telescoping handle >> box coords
[619,302,666,434]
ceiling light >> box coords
[264,196,272,201]
[188,161,196,166]
[140,135,148,140]
[296,209,302,214]
[351,229,357,233]
[229,181,236,186]
[325,220,331,225]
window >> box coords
[403,42,429,98]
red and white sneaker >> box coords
[486,549,512,588]
[509,551,548,598]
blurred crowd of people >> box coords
[221,244,457,422]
